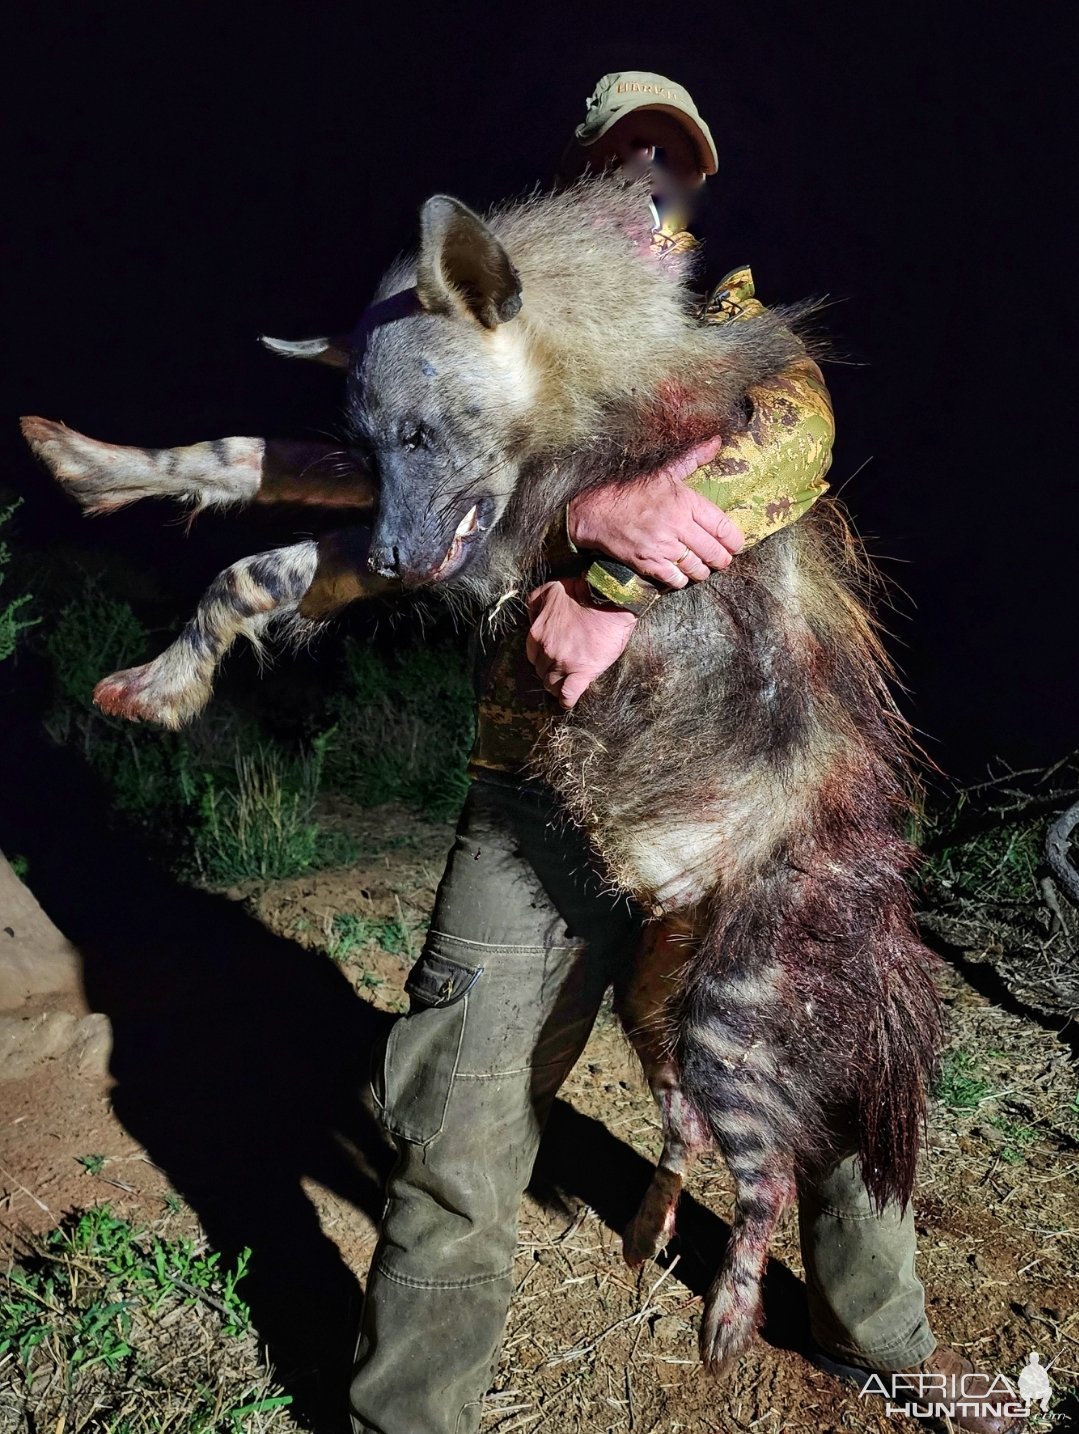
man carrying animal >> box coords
[20,73,1017,1434]
[344,76,1012,1434]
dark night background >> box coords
[4,2,1076,777]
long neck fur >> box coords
[444,174,808,604]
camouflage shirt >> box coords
[469,249,835,776]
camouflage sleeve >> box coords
[583,265,834,611]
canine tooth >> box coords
[454,504,478,538]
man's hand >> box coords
[567,437,743,588]
[526,578,637,710]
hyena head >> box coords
[345,175,802,590]
[349,196,537,588]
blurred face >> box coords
[580,111,707,188]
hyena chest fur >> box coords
[532,527,830,918]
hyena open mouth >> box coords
[432,495,496,581]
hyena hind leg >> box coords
[21,417,264,516]
[622,1074,713,1268]
[699,1144,796,1372]
[616,922,713,1268]
[679,976,799,1369]
[95,541,320,728]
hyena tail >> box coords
[95,542,319,728]
[855,913,941,1213]
[677,846,940,1369]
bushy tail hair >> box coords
[671,501,941,1209]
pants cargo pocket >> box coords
[373,948,483,1147]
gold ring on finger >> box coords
[674,545,692,567]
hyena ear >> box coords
[258,334,352,369]
[416,195,522,329]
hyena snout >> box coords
[369,487,497,586]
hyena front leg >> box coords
[96,528,387,727]
[21,417,374,516]
[616,921,714,1268]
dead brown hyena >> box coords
[23,172,940,1370]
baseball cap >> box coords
[575,71,718,175]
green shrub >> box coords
[920,814,1045,906]
[324,642,474,819]
[0,501,36,662]
[45,578,149,710]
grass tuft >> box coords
[193,734,355,885]
[0,1206,292,1431]
[936,1049,995,1112]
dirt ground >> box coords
[2,799,1077,1432]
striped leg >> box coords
[95,528,387,727]
[699,1133,796,1371]
[679,964,799,1372]
[616,922,713,1268]
[21,417,374,516]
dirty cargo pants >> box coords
[349,775,934,1434]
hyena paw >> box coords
[21,416,156,516]
[623,1187,679,1269]
[94,657,209,729]
[698,1277,762,1374]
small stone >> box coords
[650,1315,687,1348]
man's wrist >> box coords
[585,558,661,615]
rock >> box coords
[0,1008,112,1080]
[650,1314,689,1349]
[0,854,84,1009]
[64,1012,113,1077]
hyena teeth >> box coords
[454,504,479,538]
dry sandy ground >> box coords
[2,801,1077,1432]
